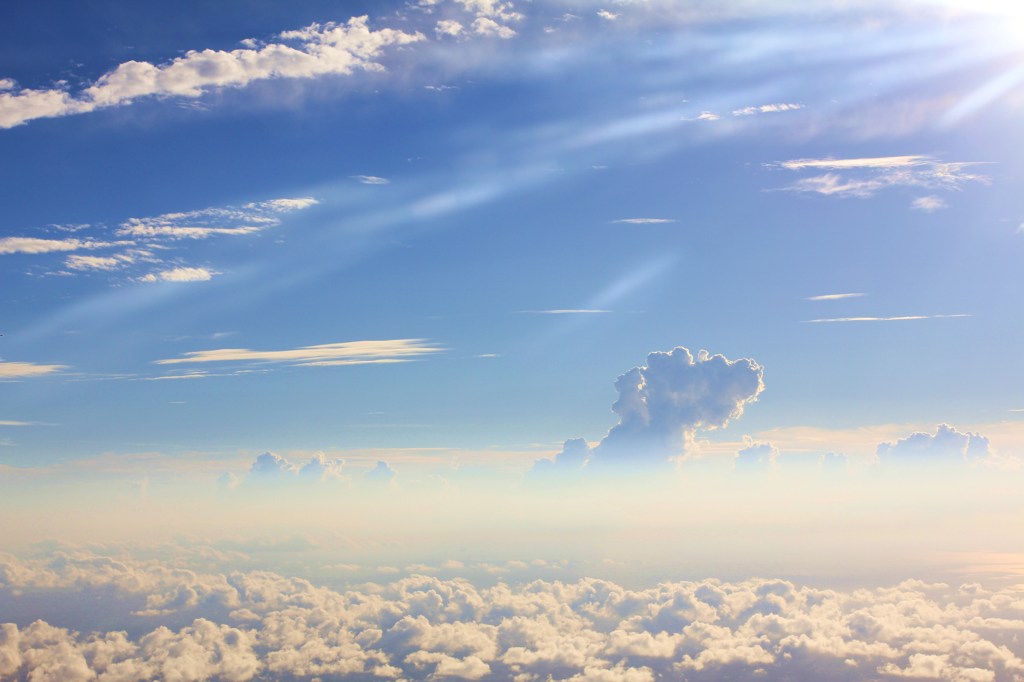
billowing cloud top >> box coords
[877,423,991,463]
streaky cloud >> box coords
[805,314,970,323]
[154,339,443,366]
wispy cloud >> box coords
[732,102,803,116]
[519,309,612,315]
[154,339,443,367]
[352,175,391,185]
[0,361,67,378]
[774,155,988,199]
[911,195,948,212]
[118,198,317,240]
[612,218,676,224]
[0,237,126,255]
[805,314,970,323]
[0,420,41,426]
[805,292,865,301]
[140,267,218,283]
[0,17,424,129]
[597,9,620,20]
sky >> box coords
[2,1,1024,680]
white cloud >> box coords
[597,9,621,20]
[877,424,991,463]
[774,155,989,199]
[64,253,136,271]
[247,451,345,483]
[140,266,217,283]
[118,197,316,240]
[155,338,442,367]
[534,347,764,474]
[353,175,391,185]
[5,549,1024,682]
[694,111,719,121]
[0,17,424,128]
[911,195,948,212]
[0,362,66,378]
[735,438,778,469]
[805,314,970,323]
[732,102,803,116]
[472,17,517,38]
[522,309,612,314]
[0,237,125,255]
[612,218,676,224]
[805,292,865,301]
[436,20,465,37]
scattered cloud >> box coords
[732,102,803,116]
[773,155,989,199]
[365,460,398,482]
[154,339,443,367]
[877,424,990,463]
[805,314,970,323]
[0,420,40,426]
[805,293,865,301]
[471,17,517,38]
[435,19,465,37]
[911,195,948,212]
[352,175,391,185]
[735,438,779,469]
[597,9,620,20]
[0,361,67,378]
[612,218,676,224]
[0,17,424,129]
[140,266,218,283]
[64,253,137,271]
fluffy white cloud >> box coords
[4,549,1024,681]
[533,347,764,474]
[877,424,990,463]
[0,17,423,128]
[155,338,442,367]
[247,451,345,483]
[732,102,803,116]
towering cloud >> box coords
[877,424,990,463]
[534,347,764,475]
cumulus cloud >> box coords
[772,155,988,199]
[735,438,778,469]
[4,549,1024,682]
[155,338,442,367]
[877,424,991,463]
[533,347,764,474]
[365,460,397,483]
[0,362,67,379]
[732,102,803,116]
[247,451,345,483]
[0,17,423,128]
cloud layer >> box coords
[2,549,1024,681]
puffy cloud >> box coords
[735,439,778,469]
[911,195,948,212]
[594,347,764,465]
[5,548,1024,681]
[0,17,424,128]
[877,424,991,463]
[732,102,803,116]
[436,20,466,37]
[365,460,398,483]
[247,451,345,483]
[155,338,443,367]
[532,347,764,475]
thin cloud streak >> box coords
[805,293,865,301]
[804,314,970,323]
[154,339,443,366]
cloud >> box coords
[877,424,991,463]
[471,17,517,38]
[732,102,803,116]
[436,20,465,37]
[155,338,443,367]
[773,155,988,199]
[365,460,398,483]
[805,293,864,301]
[352,175,391,185]
[597,10,620,20]
[521,309,612,315]
[612,218,676,224]
[246,451,345,483]
[534,347,764,474]
[911,195,948,212]
[0,17,424,128]
[735,438,778,469]
[64,253,137,271]
[140,266,217,283]
[0,362,66,378]
[805,314,970,323]
[118,197,317,240]
[0,238,124,255]
[5,548,1024,682]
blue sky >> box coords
[3,2,1024,678]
